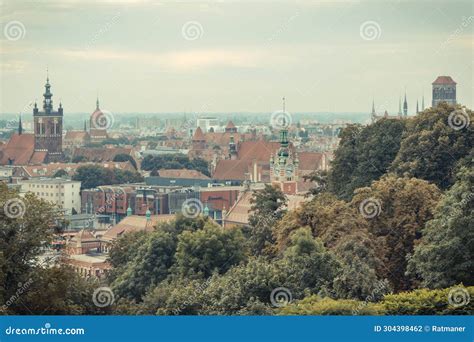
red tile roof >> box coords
[29,151,48,164]
[297,152,323,171]
[65,131,89,140]
[193,127,205,141]
[432,76,456,85]
[0,133,38,165]
[72,147,132,162]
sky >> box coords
[0,0,472,115]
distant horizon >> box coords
[1,0,472,113]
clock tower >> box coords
[33,74,64,162]
[269,99,299,195]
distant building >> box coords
[33,75,64,162]
[432,76,456,107]
[89,98,109,144]
[270,123,299,195]
[196,116,219,133]
[0,75,64,165]
[18,178,81,214]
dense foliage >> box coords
[141,154,210,177]
[72,164,144,189]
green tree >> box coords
[391,103,473,189]
[72,165,143,189]
[52,169,69,178]
[111,230,177,301]
[247,184,287,255]
[0,184,59,308]
[408,166,474,288]
[327,124,362,200]
[351,175,441,292]
[280,228,341,298]
[113,153,138,170]
[328,119,405,201]
[72,155,88,163]
[174,223,247,278]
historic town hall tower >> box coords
[33,74,64,162]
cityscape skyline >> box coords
[1,0,473,114]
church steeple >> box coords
[422,94,425,110]
[43,71,53,114]
[416,100,419,114]
[18,114,23,135]
[371,99,376,115]
[403,91,408,116]
[398,96,402,115]
[96,96,100,110]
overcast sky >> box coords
[0,0,472,115]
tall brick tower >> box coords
[432,76,456,107]
[33,74,64,162]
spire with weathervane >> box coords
[18,114,23,135]
[43,69,53,113]
[403,91,408,116]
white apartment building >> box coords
[18,178,81,214]
[196,116,219,133]
[0,166,13,180]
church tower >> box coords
[270,98,298,195]
[432,76,456,107]
[33,73,63,162]
[403,92,408,116]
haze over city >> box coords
[1,0,472,114]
